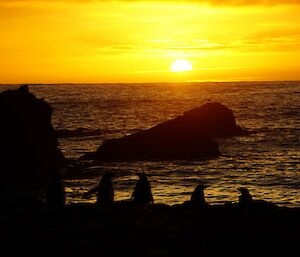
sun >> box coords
[171,60,193,72]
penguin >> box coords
[238,187,253,208]
[46,170,65,208]
[131,172,154,204]
[190,184,209,208]
[83,172,114,205]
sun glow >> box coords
[171,60,193,72]
[1,1,300,83]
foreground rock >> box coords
[0,202,299,257]
[95,102,245,161]
[0,85,64,189]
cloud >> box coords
[189,0,300,5]
[93,33,300,56]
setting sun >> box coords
[171,60,193,73]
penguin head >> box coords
[194,184,208,193]
[103,172,114,179]
[137,172,147,179]
[238,187,250,195]
[238,187,251,197]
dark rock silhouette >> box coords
[94,102,245,161]
[190,184,209,207]
[0,85,64,190]
[46,170,65,208]
[131,172,153,204]
[83,172,114,205]
[181,102,245,137]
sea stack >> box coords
[94,102,245,161]
[0,85,64,190]
[181,102,245,137]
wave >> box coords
[55,128,142,138]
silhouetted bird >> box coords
[131,172,153,204]
[190,184,209,207]
[19,84,29,93]
[238,187,253,208]
[238,187,278,211]
[46,171,65,208]
[83,172,114,205]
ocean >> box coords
[1,82,299,206]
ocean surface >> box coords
[1,82,299,206]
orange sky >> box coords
[1,0,300,83]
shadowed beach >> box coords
[1,200,300,257]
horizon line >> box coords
[1,79,300,86]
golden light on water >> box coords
[171,60,193,72]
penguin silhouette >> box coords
[46,170,65,208]
[238,187,253,208]
[83,172,114,205]
[238,187,277,211]
[131,172,153,204]
[190,184,208,207]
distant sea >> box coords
[1,82,299,206]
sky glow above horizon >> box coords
[1,0,300,83]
